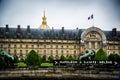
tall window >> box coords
[56,45,58,49]
[74,50,76,59]
[37,44,39,48]
[8,44,11,48]
[14,50,17,56]
[86,42,89,49]
[74,50,76,54]
[66,50,69,57]
[92,42,95,49]
[1,44,3,48]
[37,50,39,54]
[61,45,63,49]
[14,44,16,48]
[61,50,63,55]
[32,45,34,48]
[8,49,10,54]
[44,50,46,55]
[44,45,46,49]
[56,50,58,54]
[26,50,28,56]
[20,50,22,56]
[74,45,76,49]
[98,42,100,49]
[20,44,22,48]
[51,45,53,48]
[51,50,53,56]
[26,44,28,48]
[67,45,68,49]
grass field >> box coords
[15,62,53,67]
[17,62,27,67]
[41,63,53,67]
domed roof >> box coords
[39,11,50,29]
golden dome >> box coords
[39,11,50,29]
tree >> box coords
[0,57,5,67]
[108,54,116,61]
[25,50,40,66]
[94,48,108,60]
[13,56,18,63]
[41,55,46,63]
[48,56,54,63]
[67,55,74,61]
[108,54,120,63]
[60,55,66,61]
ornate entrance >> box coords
[81,27,106,52]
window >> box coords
[44,45,46,48]
[66,50,69,57]
[51,50,53,56]
[86,42,89,49]
[14,44,16,48]
[14,50,17,56]
[67,50,69,54]
[37,50,39,54]
[98,42,100,49]
[67,45,68,49]
[32,45,34,48]
[92,42,95,49]
[37,39,39,43]
[50,40,52,43]
[26,50,28,56]
[8,49,10,54]
[74,45,76,49]
[61,45,63,48]
[1,44,3,48]
[113,45,115,49]
[56,45,58,49]
[44,39,46,42]
[20,50,22,56]
[8,44,11,48]
[51,45,53,48]
[26,44,28,48]
[56,50,58,54]
[37,44,39,48]
[61,50,63,54]
[44,50,46,55]
[32,39,34,43]
[74,50,76,54]
[119,47,120,49]
[20,44,22,48]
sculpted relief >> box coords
[84,31,102,41]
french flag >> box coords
[88,14,93,20]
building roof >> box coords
[0,27,120,41]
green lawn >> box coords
[15,62,53,67]
[41,63,53,67]
[17,62,27,67]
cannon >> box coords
[0,50,14,60]
[79,50,95,60]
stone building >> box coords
[0,12,120,59]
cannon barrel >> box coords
[0,51,14,60]
[79,50,94,60]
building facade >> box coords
[0,13,120,59]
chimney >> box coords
[62,27,64,33]
[17,25,21,33]
[52,27,54,30]
[27,25,30,32]
[5,24,9,32]
[112,28,117,36]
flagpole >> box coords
[92,13,94,27]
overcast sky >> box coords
[0,0,120,30]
